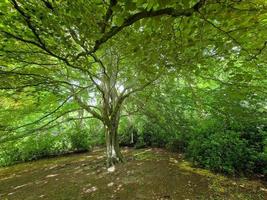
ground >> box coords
[0,148,266,200]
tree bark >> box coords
[105,122,123,167]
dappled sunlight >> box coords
[45,174,59,178]
[0,0,266,199]
[35,180,48,185]
[169,157,179,164]
[96,155,104,160]
[107,182,114,187]
[83,186,98,194]
[13,182,32,190]
[107,165,115,173]
[0,148,266,200]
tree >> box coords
[0,0,266,166]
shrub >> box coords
[134,136,146,149]
[0,145,21,166]
[68,129,92,152]
[187,131,256,175]
[137,122,168,148]
[0,127,97,167]
[119,125,138,147]
[21,135,53,161]
[255,135,267,176]
[166,137,188,153]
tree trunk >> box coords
[105,123,123,167]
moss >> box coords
[133,148,156,160]
[177,160,266,200]
[178,160,227,180]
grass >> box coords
[0,148,266,200]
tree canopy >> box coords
[0,0,266,166]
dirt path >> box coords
[0,148,266,200]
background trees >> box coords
[0,0,266,170]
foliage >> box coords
[67,128,92,152]
[165,136,188,153]
[0,127,98,166]
[139,122,168,148]
[187,127,267,175]
[0,133,64,166]
[119,125,138,147]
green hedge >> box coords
[187,130,267,175]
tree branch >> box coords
[0,70,88,89]
[72,91,103,122]
[100,0,118,33]
[0,109,82,143]
[199,13,252,57]
[6,95,73,131]
[3,1,89,74]
[76,0,206,57]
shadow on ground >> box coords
[0,148,266,200]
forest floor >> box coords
[0,148,266,200]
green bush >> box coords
[0,129,93,166]
[0,133,62,166]
[239,128,267,174]
[183,121,267,175]
[187,130,262,175]
[134,136,146,149]
[256,136,267,177]
[119,125,138,147]
[166,137,188,153]
[20,135,52,161]
[68,129,92,152]
[0,145,21,166]
[136,122,168,148]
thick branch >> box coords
[4,1,89,74]
[101,0,118,33]
[73,93,103,122]
[111,75,160,120]
[76,0,206,57]
[0,70,87,89]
